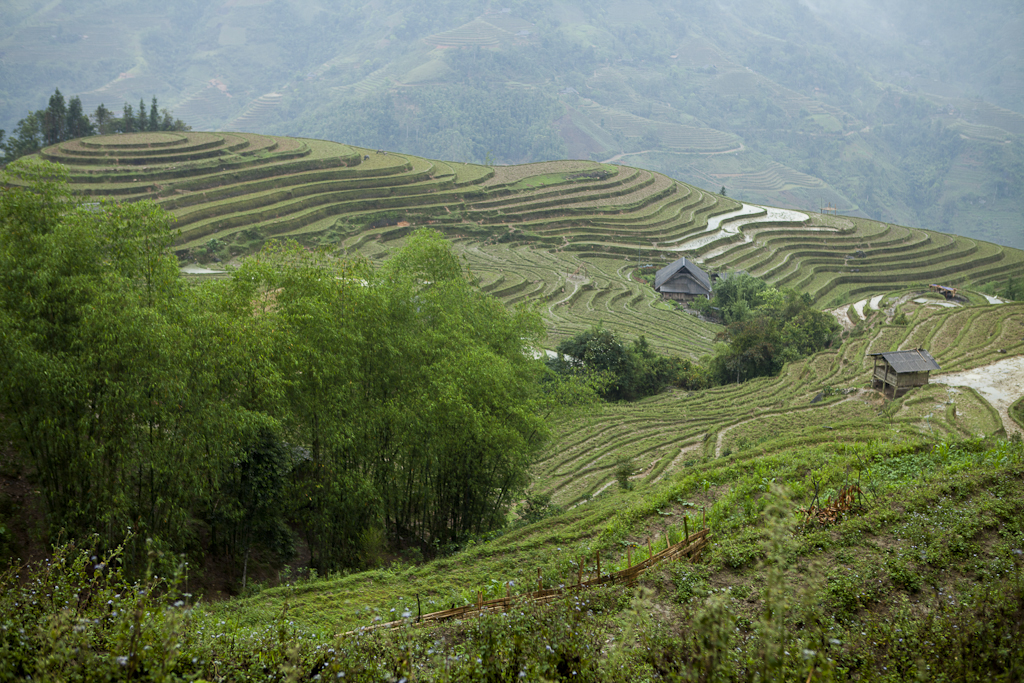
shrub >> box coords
[614,456,636,490]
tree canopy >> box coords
[0,160,548,580]
[695,273,843,384]
[1,89,189,166]
[550,327,709,401]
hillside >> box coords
[21,126,1024,535]
[2,0,1022,249]
[3,135,1024,679]
[30,129,1024,356]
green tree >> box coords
[92,103,113,133]
[65,95,94,139]
[705,276,840,384]
[149,96,160,132]
[224,232,549,569]
[122,102,134,132]
[1,111,43,162]
[1,182,547,576]
[553,328,706,401]
[41,88,67,145]
[367,229,550,549]
[0,159,274,574]
[136,98,148,131]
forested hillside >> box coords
[2,0,1021,247]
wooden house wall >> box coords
[872,359,932,397]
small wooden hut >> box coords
[868,349,940,398]
[654,257,712,302]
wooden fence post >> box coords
[683,516,689,544]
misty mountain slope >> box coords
[1,0,1021,247]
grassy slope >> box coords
[8,135,1024,678]
[192,432,1024,681]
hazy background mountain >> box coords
[2,0,1021,248]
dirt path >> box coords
[654,443,703,483]
[931,356,1024,436]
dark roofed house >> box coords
[654,257,712,302]
[868,348,940,398]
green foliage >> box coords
[699,274,841,384]
[0,537,191,682]
[983,276,1024,302]
[444,592,608,681]
[614,456,635,491]
[550,327,708,401]
[1,89,188,165]
[0,159,233,572]
[0,166,549,579]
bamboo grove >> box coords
[0,159,550,579]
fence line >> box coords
[341,523,712,637]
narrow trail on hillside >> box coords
[600,144,745,165]
[548,277,582,317]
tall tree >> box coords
[137,98,148,131]
[1,112,43,162]
[227,232,550,569]
[65,95,94,140]
[149,97,160,132]
[41,89,67,145]
[122,103,134,132]
[137,98,149,132]
[92,103,113,134]
[0,159,273,574]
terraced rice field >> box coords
[27,132,1024,316]
[18,130,1024,503]
[173,85,237,131]
[533,300,1023,506]
[226,92,285,131]
[423,18,524,48]
[26,130,1024,307]
[956,99,1024,136]
[710,160,827,192]
[575,100,741,153]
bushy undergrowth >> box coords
[5,439,1023,681]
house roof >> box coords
[868,348,941,373]
[654,257,712,294]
